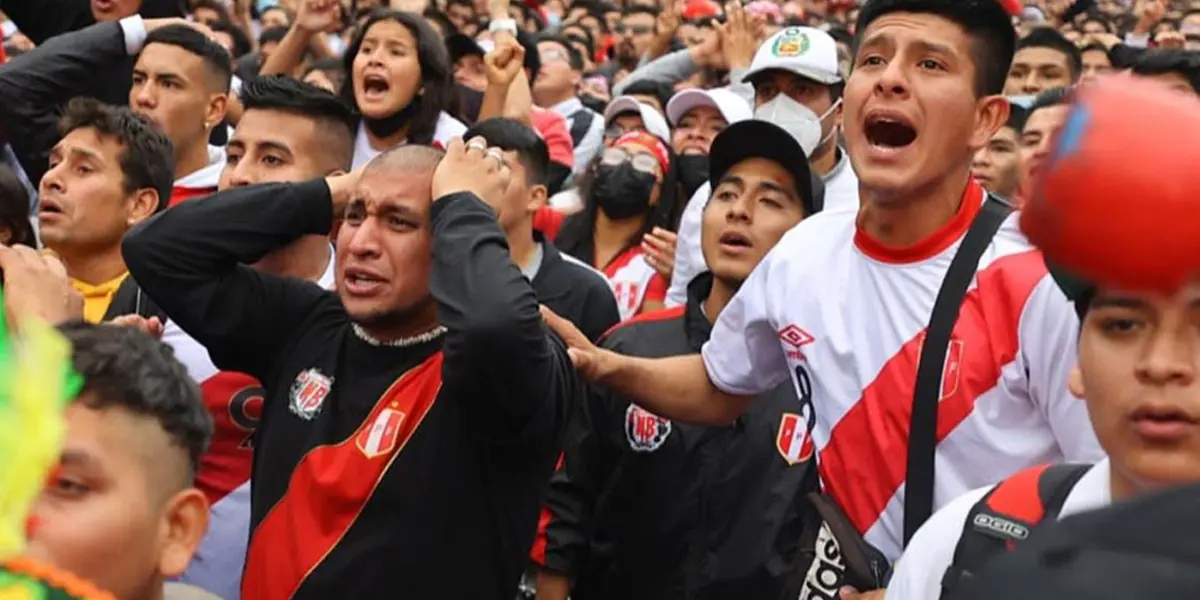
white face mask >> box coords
[754,95,841,156]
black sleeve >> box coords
[1109,43,1148,69]
[122,180,337,381]
[0,0,93,45]
[433,193,575,440]
[0,21,129,185]
[541,334,629,576]
[580,283,621,343]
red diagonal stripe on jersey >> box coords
[241,353,445,600]
[818,249,1048,536]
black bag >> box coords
[784,195,1014,599]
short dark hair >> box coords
[0,165,35,247]
[341,10,455,147]
[141,24,233,93]
[1131,49,1200,94]
[1005,104,1029,132]
[1016,28,1083,82]
[855,0,1016,96]
[304,57,348,90]
[539,34,585,71]
[59,322,212,484]
[622,79,673,110]
[209,19,253,58]
[1079,41,1111,58]
[463,118,550,186]
[622,5,660,19]
[240,75,357,171]
[58,98,174,213]
[259,25,290,47]
[1025,86,1071,127]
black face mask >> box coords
[675,154,709,199]
[362,95,422,139]
[592,163,657,220]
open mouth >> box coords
[39,198,64,216]
[718,230,752,250]
[361,74,391,99]
[865,112,918,150]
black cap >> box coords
[950,483,1200,600]
[1046,258,1095,319]
[445,33,485,63]
[707,120,824,216]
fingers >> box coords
[539,304,591,349]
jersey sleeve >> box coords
[700,237,791,396]
[1018,276,1104,462]
[883,486,990,600]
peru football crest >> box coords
[356,407,407,458]
[289,368,333,421]
[777,411,815,465]
[625,405,672,452]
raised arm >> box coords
[122,178,348,380]
[433,138,577,439]
[0,20,131,183]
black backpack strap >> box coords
[568,109,594,148]
[101,276,169,323]
[904,194,1015,546]
[939,463,1090,599]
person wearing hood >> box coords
[666,25,859,307]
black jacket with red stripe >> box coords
[124,179,579,599]
[538,274,820,600]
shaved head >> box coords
[365,145,446,177]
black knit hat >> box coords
[950,483,1200,600]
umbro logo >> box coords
[779,324,815,348]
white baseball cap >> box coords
[603,95,672,141]
[741,26,841,85]
[665,88,753,126]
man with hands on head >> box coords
[122,135,579,599]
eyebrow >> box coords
[53,145,106,165]
[1090,295,1150,310]
[58,449,97,468]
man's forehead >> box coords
[55,128,120,159]
[724,158,798,194]
[1013,46,1070,67]
[138,43,204,76]
[1024,104,1069,130]
[233,109,321,147]
[859,12,972,53]
[357,170,434,207]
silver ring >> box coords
[486,147,504,164]
[467,140,488,152]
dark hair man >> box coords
[1005,28,1082,95]
[537,120,823,600]
[1079,42,1114,82]
[614,6,659,69]
[122,138,579,598]
[160,75,354,600]
[0,17,228,202]
[37,98,173,324]
[534,34,605,174]
[542,0,1101,572]
[25,322,213,600]
[971,105,1026,198]
[1131,49,1200,94]
[464,118,619,342]
[1017,87,1070,204]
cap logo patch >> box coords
[772,28,810,57]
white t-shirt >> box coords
[884,459,1113,600]
[351,112,467,169]
[699,179,1104,560]
[665,148,860,307]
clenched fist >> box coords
[432,136,512,208]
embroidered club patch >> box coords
[625,405,672,452]
[289,368,333,421]
[772,28,810,58]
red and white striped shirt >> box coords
[700,180,1103,560]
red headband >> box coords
[612,131,670,173]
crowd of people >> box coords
[0,0,1198,598]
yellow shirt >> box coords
[71,272,130,323]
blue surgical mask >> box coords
[256,0,280,14]
[546,12,562,29]
[1007,95,1037,110]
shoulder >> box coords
[599,306,685,349]
[557,247,613,289]
[887,485,992,600]
[753,207,857,281]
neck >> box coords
[175,139,211,182]
[57,244,126,285]
[366,123,411,152]
[358,299,441,343]
[811,140,838,176]
[1108,462,1148,503]
[253,236,331,282]
[593,211,644,266]
[508,224,539,271]
[536,88,575,108]
[857,169,970,248]
[703,277,738,323]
